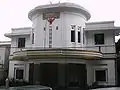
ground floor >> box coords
[9,59,116,88]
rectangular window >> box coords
[95,70,106,82]
[18,38,25,48]
[49,27,52,48]
[71,31,75,42]
[16,69,24,79]
[78,31,80,43]
[32,33,34,44]
[94,33,104,45]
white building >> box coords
[4,2,120,89]
[0,41,10,80]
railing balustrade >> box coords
[9,45,116,54]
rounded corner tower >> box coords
[28,2,91,48]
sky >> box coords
[0,0,120,42]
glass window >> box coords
[56,26,58,30]
[18,38,25,48]
[71,31,75,42]
[44,27,46,31]
[16,69,24,79]
[78,31,80,43]
[94,33,104,45]
[32,33,34,44]
[95,70,106,82]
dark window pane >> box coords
[56,26,58,30]
[95,70,106,82]
[94,34,104,45]
[71,31,75,42]
[16,69,24,79]
[32,33,34,44]
[18,38,25,48]
[44,27,46,31]
[78,31,80,43]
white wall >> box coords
[9,61,29,82]
[86,60,115,86]
[85,30,115,53]
[10,35,31,54]
[32,12,86,48]
[0,48,6,68]
[62,12,86,47]
[86,21,114,28]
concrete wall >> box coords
[85,30,115,53]
[86,21,114,28]
[9,61,29,82]
[32,12,86,48]
[0,48,6,67]
[86,60,115,86]
[0,46,10,69]
[63,12,86,47]
[10,35,31,54]
[0,46,10,80]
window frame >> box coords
[78,31,81,43]
[94,68,108,83]
[14,67,24,80]
[71,25,76,43]
[94,33,104,45]
[18,38,26,48]
[32,33,34,44]
[71,30,75,42]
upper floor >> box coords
[4,21,120,55]
[4,3,120,55]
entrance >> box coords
[40,63,58,87]
[67,64,87,88]
[29,63,87,89]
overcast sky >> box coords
[0,0,120,41]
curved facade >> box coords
[5,2,118,89]
[28,2,90,48]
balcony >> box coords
[9,45,116,61]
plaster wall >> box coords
[86,60,115,86]
[32,12,86,48]
[85,30,115,53]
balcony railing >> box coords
[10,45,116,54]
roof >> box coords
[28,2,91,21]
[0,41,11,46]
[84,27,120,31]
[4,27,32,38]
[86,21,114,25]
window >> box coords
[95,70,107,82]
[44,27,46,31]
[78,31,80,43]
[49,27,52,48]
[15,69,24,79]
[83,29,85,44]
[71,25,76,30]
[18,38,25,48]
[56,26,58,30]
[71,31,75,42]
[32,33,34,44]
[78,26,81,30]
[94,33,104,45]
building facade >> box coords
[4,2,120,88]
[0,41,10,80]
